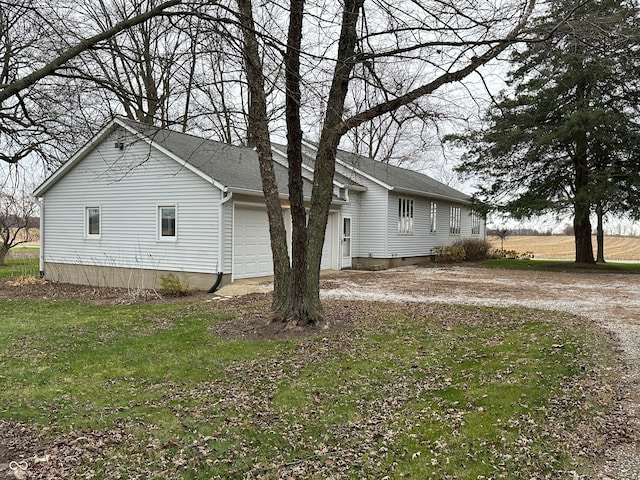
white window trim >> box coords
[449,205,461,235]
[342,216,352,258]
[471,211,481,235]
[85,206,101,238]
[398,197,414,235]
[157,205,178,241]
[430,201,437,234]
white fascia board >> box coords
[115,119,228,193]
[33,118,121,196]
[301,139,392,191]
[228,186,347,205]
[391,186,469,204]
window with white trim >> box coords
[449,206,461,235]
[471,211,481,235]
[430,202,437,233]
[158,206,176,239]
[85,207,101,237]
[398,197,414,234]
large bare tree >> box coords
[0,0,182,166]
[237,0,537,325]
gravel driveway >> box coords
[319,266,640,479]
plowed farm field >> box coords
[489,235,640,261]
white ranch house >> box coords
[33,117,486,291]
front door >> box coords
[342,217,352,269]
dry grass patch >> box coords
[489,235,640,261]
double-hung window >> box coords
[158,206,177,239]
[85,206,101,237]
[471,211,481,235]
[449,206,461,235]
[430,202,437,233]
[398,197,414,234]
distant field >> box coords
[488,235,640,261]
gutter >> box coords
[390,186,470,204]
[210,190,233,293]
[37,197,44,277]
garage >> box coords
[233,206,274,279]
[233,206,337,280]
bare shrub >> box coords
[454,238,492,261]
[433,246,466,263]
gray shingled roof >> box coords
[334,149,470,202]
[120,118,297,195]
[270,142,362,189]
[119,119,467,203]
[299,141,469,202]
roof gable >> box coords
[35,117,304,198]
[35,117,466,204]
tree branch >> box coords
[0,0,182,104]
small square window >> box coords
[159,206,176,238]
[86,207,100,237]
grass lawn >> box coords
[481,257,640,273]
[0,251,39,278]
[0,292,617,479]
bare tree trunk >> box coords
[596,201,605,263]
[237,0,292,314]
[283,0,311,324]
[574,131,595,264]
[303,0,365,323]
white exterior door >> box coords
[342,217,352,269]
[233,207,274,279]
[321,213,335,270]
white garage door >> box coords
[233,207,274,279]
[233,206,336,279]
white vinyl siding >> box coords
[42,127,221,274]
[387,194,431,257]
[335,164,388,258]
[221,200,234,273]
[340,192,360,259]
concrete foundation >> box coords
[43,262,231,291]
[352,255,435,271]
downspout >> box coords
[37,197,44,278]
[208,190,233,293]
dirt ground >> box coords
[1,261,640,478]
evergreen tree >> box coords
[454,0,640,263]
